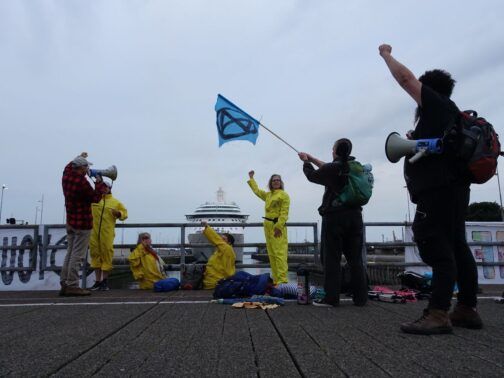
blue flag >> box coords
[215,94,260,147]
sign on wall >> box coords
[405,222,504,284]
[0,226,93,291]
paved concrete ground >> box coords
[0,289,503,377]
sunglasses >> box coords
[142,236,151,240]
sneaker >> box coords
[63,286,91,297]
[312,298,339,307]
[449,304,483,329]
[401,309,453,335]
[90,281,102,291]
[98,280,110,291]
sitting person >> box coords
[128,232,166,290]
[201,221,236,290]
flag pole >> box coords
[259,122,299,153]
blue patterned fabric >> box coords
[215,94,260,146]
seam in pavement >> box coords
[47,301,161,376]
[299,323,349,377]
[265,309,305,378]
[354,325,437,375]
[172,301,212,373]
[307,308,394,377]
[91,305,173,376]
[245,310,260,378]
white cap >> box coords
[72,155,93,167]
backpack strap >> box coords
[331,160,354,208]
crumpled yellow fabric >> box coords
[232,302,279,310]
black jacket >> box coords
[404,85,463,201]
[303,156,360,215]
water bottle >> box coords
[314,287,326,301]
[297,266,311,304]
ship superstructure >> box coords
[185,188,248,261]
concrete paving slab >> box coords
[0,290,502,377]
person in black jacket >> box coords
[299,138,368,307]
[379,44,482,334]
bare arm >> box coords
[379,44,422,106]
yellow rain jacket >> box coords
[247,178,290,284]
[203,226,236,289]
[90,194,128,271]
[128,244,166,290]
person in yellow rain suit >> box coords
[128,232,166,290]
[201,221,236,290]
[247,170,290,285]
[89,181,128,291]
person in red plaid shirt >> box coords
[60,152,107,296]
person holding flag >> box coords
[247,171,290,285]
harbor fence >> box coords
[1,222,504,288]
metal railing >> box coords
[2,221,504,287]
[363,221,504,266]
[1,222,319,287]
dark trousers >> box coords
[412,184,478,311]
[320,209,368,304]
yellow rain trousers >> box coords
[202,226,236,289]
[248,178,290,284]
[128,244,166,290]
[90,194,128,272]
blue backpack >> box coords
[154,277,180,292]
[334,161,373,207]
[213,272,272,299]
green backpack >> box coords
[333,161,374,207]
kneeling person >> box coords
[201,221,236,290]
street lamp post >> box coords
[0,184,7,224]
[38,194,44,225]
[404,185,411,222]
[496,170,504,221]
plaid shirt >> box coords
[62,162,106,230]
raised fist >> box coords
[379,44,392,56]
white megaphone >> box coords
[385,132,443,164]
[89,165,118,181]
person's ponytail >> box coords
[334,138,352,173]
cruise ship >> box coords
[185,188,249,261]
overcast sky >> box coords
[1,0,503,242]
